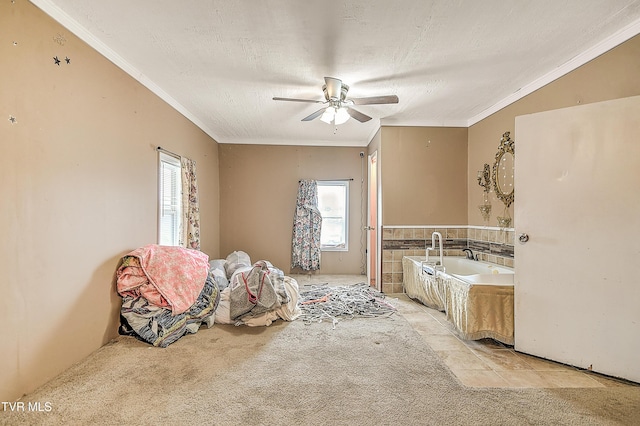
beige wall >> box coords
[468,34,640,226]
[219,144,366,274]
[4,0,640,405]
[1,2,220,401]
[380,126,468,225]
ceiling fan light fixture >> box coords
[334,107,350,125]
[274,77,397,125]
[320,107,336,124]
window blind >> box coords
[158,152,182,246]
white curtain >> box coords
[180,157,200,250]
[291,180,322,271]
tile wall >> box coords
[381,226,515,294]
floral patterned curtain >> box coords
[180,157,200,250]
[291,180,322,271]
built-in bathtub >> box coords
[402,256,515,345]
[419,256,514,283]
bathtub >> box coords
[418,256,514,285]
[402,256,515,345]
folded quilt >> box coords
[117,244,209,315]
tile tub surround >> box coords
[467,226,515,265]
[381,226,514,293]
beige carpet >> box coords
[2,311,640,425]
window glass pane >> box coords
[320,217,346,246]
[158,153,181,246]
[317,182,348,250]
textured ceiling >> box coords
[33,0,640,146]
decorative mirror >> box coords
[492,131,515,208]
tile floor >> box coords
[291,273,637,389]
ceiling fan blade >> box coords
[301,107,327,122]
[273,97,325,104]
[324,77,342,100]
[347,108,372,123]
[350,95,399,105]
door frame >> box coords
[367,151,381,291]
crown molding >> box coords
[222,137,370,147]
[30,0,222,143]
[467,17,640,126]
[380,118,469,128]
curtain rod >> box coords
[156,146,181,159]
[299,178,354,182]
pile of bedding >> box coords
[116,247,300,347]
[117,244,220,347]
[213,251,301,327]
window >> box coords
[317,181,349,251]
[158,152,182,246]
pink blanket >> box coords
[117,244,209,315]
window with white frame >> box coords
[158,152,182,246]
[317,181,349,251]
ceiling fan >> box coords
[273,77,399,125]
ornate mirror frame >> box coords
[492,131,515,208]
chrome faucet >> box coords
[462,248,475,260]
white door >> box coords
[367,152,380,290]
[514,95,640,382]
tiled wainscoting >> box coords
[381,226,515,294]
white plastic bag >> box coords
[224,250,251,280]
